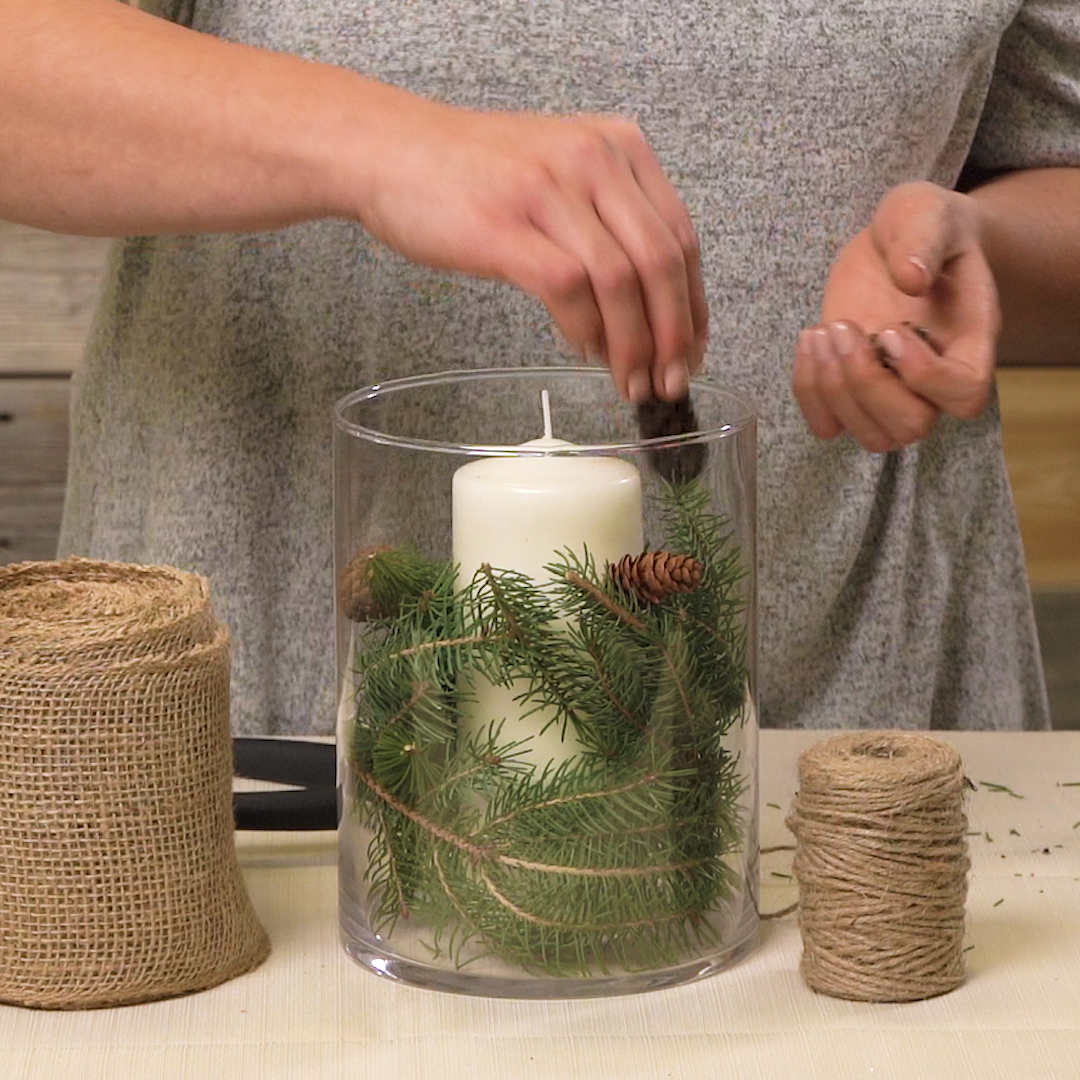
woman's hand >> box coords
[792,181,1000,452]
[0,1,705,404]
[354,103,708,404]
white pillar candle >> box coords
[452,398,644,770]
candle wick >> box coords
[541,389,554,441]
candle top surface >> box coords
[453,451,642,493]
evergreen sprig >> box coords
[346,480,750,976]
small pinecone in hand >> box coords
[338,544,394,622]
[635,397,707,482]
[870,323,933,372]
[611,551,705,605]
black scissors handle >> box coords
[232,738,338,831]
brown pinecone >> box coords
[870,323,933,372]
[338,544,394,622]
[610,551,704,605]
[635,397,707,482]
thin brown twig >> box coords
[388,632,506,662]
[760,901,799,920]
[564,569,694,724]
[477,865,705,931]
[496,854,709,878]
[433,848,479,933]
[564,570,646,632]
[376,803,411,920]
[357,768,490,859]
[481,563,525,641]
[360,767,703,879]
[382,679,434,729]
[584,638,648,733]
[680,607,738,667]
[474,772,662,835]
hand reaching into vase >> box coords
[352,104,708,405]
[0,0,704,405]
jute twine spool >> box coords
[0,558,270,1009]
[785,731,970,1003]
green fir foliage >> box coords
[346,481,749,976]
[366,542,448,620]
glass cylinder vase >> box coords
[334,366,758,998]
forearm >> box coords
[0,1,708,402]
[969,168,1080,367]
[0,0,423,235]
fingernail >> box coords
[627,370,653,404]
[907,255,930,289]
[829,322,857,359]
[810,327,834,363]
[663,362,689,400]
[878,328,905,364]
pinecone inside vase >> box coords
[338,544,394,622]
[610,550,705,605]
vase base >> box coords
[339,910,759,1000]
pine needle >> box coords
[978,780,1025,799]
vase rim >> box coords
[333,365,756,456]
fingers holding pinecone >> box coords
[635,398,707,483]
[610,551,704,605]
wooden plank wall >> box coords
[998,368,1080,729]
[0,221,110,561]
[2,219,1077,723]
[0,222,111,375]
[998,368,1080,589]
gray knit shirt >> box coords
[62,0,1080,733]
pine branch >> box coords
[386,631,509,663]
[495,853,711,878]
[367,804,415,926]
[563,569,647,632]
[344,478,752,976]
[560,558,696,734]
[474,768,669,837]
[369,544,451,620]
[468,564,595,743]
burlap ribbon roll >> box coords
[0,558,270,1009]
[785,731,970,1003]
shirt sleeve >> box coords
[133,1,196,25]
[967,0,1080,171]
